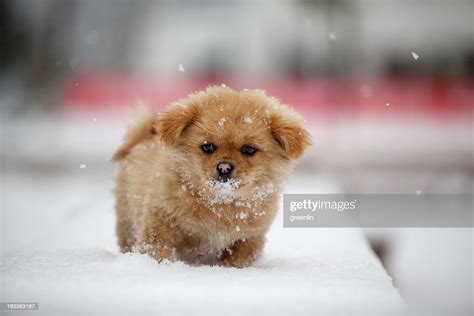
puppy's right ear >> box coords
[156,103,199,146]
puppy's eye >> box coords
[241,145,257,156]
[201,143,216,154]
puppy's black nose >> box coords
[216,161,234,179]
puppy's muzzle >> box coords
[216,161,234,182]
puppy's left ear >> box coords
[270,113,311,160]
[156,103,199,146]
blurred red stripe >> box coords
[62,73,473,119]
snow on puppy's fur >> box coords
[113,86,310,268]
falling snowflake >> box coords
[411,51,419,60]
[328,32,337,40]
[221,83,227,88]
[79,164,86,169]
[416,190,422,195]
[243,117,253,124]
[178,64,185,72]
[92,117,97,122]
[385,103,390,107]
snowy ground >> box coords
[1,168,404,315]
[3,115,471,315]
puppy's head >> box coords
[156,86,311,204]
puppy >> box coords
[113,86,310,268]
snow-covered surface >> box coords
[1,169,404,314]
[2,115,472,314]
[366,227,473,313]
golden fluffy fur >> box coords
[113,86,310,268]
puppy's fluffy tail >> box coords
[112,105,156,161]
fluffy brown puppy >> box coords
[113,86,310,268]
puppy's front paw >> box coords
[220,237,264,268]
[135,243,174,263]
[221,253,255,268]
